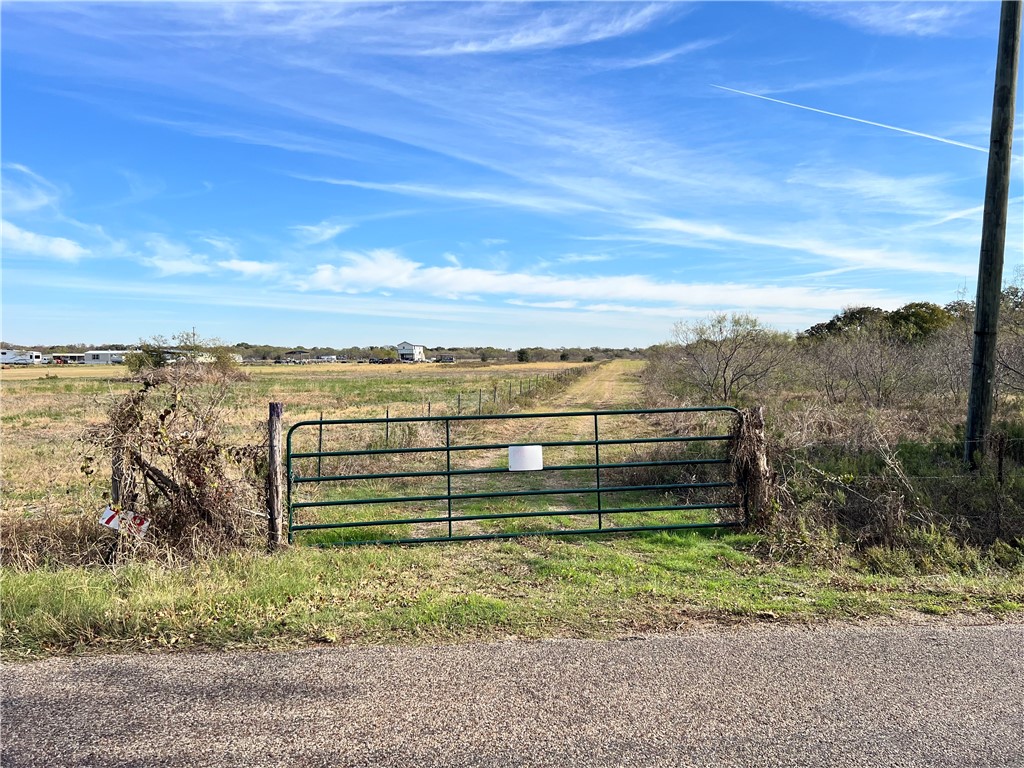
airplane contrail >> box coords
[711,84,987,152]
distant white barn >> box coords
[396,341,426,363]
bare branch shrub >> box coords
[798,321,924,408]
[664,314,791,404]
[921,320,973,400]
[86,349,266,557]
[997,281,1024,392]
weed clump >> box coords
[766,426,1024,575]
[84,353,266,561]
[859,526,985,576]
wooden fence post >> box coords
[733,406,774,531]
[268,402,284,549]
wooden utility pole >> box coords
[964,0,1021,466]
[268,402,285,548]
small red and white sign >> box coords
[99,506,151,536]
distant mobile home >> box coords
[0,349,42,365]
[396,341,426,363]
[84,350,126,365]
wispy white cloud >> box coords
[711,85,987,152]
[800,2,981,37]
[42,3,675,61]
[1,164,62,214]
[295,175,601,215]
[2,220,89,261]
[507,299,580,310]
[142,235,211,276]
[99,169,165,208]
[304,248,899,311]
[419,4,671,56]
[606,37,727,70]
[638,216,973,276]
[787,168,955,215]
[200,235,238,257]
[217,258,280,278]
[1,164,137,261]
[146,236,280,278]
[904,196,1021,231]
[558,253,614,264]
[135,115,389,164]
[290,219,351,245]
[746,68,928,97]
[81,11,749,211]
[307,249,418,294]
[916,203,986,229]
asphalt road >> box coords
[3,622,1022,767]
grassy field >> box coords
[2,359,1022,659]
[0,360,600,527]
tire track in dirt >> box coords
[541,360,645,412]
[477,360,645,448]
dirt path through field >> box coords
[542,359,645,411]
[473,360,646,449]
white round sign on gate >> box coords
[508,444,543,472]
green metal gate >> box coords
[286,406,742,546]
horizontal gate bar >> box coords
[288,405,740,433]
[292,481,736,509]
[299,521,743,547]
[291,457,731,484]
[291,433,734,460]
[290,502,741,531]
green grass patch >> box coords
[4,532,1022,659]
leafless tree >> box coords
[920,320,973,401]
[670,314,791,403]
[996,280,1024,393]
[800,321,923,407]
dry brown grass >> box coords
[0,365,125,382]
[1,361,603,566]
[246,361,582,377]
[1,371,132,567]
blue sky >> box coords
[2,1,1022,348]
